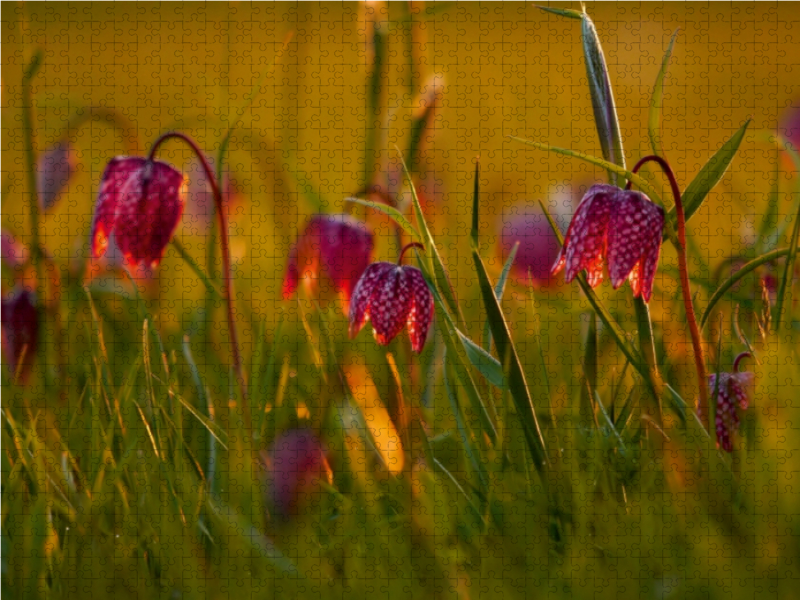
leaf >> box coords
[669,118,751,225]
[483,241,519,351]
[582,13,626,186]
[510,137,665,207]
[700,248,790,329]
[536,5,583,19]
[346,196,422,242]
[458,330,505,389]
[648,29,680,156]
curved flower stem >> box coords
[733,351,751,373]
[398,242,425,265]
[629,154,709,426]
[148,132,250,430]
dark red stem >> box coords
[148,132,250,430]
[398,242,425,265]
[629,154,709,425]
[733,352,751,373]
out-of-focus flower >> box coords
[349,245,434,353]
[1,288,38,384]
[260,429,333,520]
[779,100,800,152]
[708,355,754,452]
[38,141,75,212]
[551,183,665,302]
[283,213,374,312]
[90,157,185,269]
[183,158,241,233]
[1,230,29,269]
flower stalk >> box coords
[147,132,249,427]
[628,155,709,424]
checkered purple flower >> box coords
[709,369,754,453]
[283,214,374,312]
[90,157,185,269]
[349,247,434,354]
[551,183,665,302]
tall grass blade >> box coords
[648,29,680,157]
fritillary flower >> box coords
[90,157,185,269]
[283,213,374,312]
[1,288,38,384]
[708,353,754,452]
[349,243,434,354]
[551,183,665,302]
[1,230,29,269]
[260,429,333,520]
[38,141,76,212]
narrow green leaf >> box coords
[775,201,800,332]
[582,13,626,186]
[170,238,223,299]
[483,241,519,351]
[536,5,583,19]
[471,160,480,247]
[472,246,549,477]
[510,136,665,207]
[669,118,751,225]
[397,147,466,326]
[648,29,680,156]
[579,314,598,426]
[458,331,505,389]
[365,24,384,186]
[757,143,782,251]
[700,248,790,329]
[346,196,421,242]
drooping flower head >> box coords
[38,141,76,212]
[708,353,754,453]
[260,429,333,520]
[349,243,434,354]
[283,213,374,312]
[1,288,38,384]
[90,157,185,269]
[551,183,665,302]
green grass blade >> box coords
[483,241,519,351]
[669,118,750,225]
[536,5,583,19]
[458,330,505,389]
[510,137,665,207]
[346,196,421,242]
[775,200,800,332]
[700,248,790,329]
[648,29,679,156]
[472,245,549,477]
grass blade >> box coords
[458,330,505,389]
[346,196,421,242]
[482,241,519,351]
[536,5,583,19]
[700,248,790,329]
[669,118,750,225]
[648,29,680,157]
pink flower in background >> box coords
[1,288,38,384]
[283,213,374,312]
[708,354,754,452]
[551,183,665,302]
[90,157,185,269]
[183,158,241,232]
[1,230,29,269]
[37,141,75,212]
[779,100,800,152]
[349,245,434,354]
[260,429,333,520]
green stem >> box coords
[629,154,708,426]
[148,132,250,431]
[22,50,46,376]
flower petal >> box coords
[404,267,434,353]
[349,262,394,339]
[607,190,664,298]
[113,160,185,268]
[560,184,613,285]
[90,157,146,259]
[1,288,38,384]
[282,242,300,300]
[367,265,413,346]
[38,141,75,212]
[319,214,374,300]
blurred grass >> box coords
[3,2,800,599]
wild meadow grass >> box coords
[3,4,800,599]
